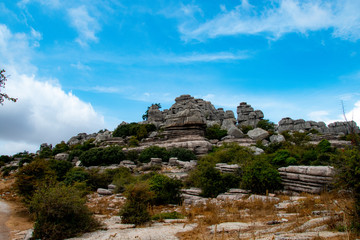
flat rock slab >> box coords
[69,222,197,240]
[209,222,263,233]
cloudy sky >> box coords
[0,0,360,155]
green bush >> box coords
[113,122,156,140]
[128,136,139,147]
[68,149,84,161]
[52,141,70,156]
[119,182,153,225]
[168,148,197,161]
[151,211,184,220]
[316,139,332,153]
[48,159,73,181]
[86,168,114,191]
[271,150,293,168]
[39,146,53,159]
[149,173,182,205]
[15,159,56,203]
[201,143,254,165]
[63,168,89,186]
[112,167,136,193]
[189,164,240,198]
[79,146,125,166]
[256,119,275,131]
[126,150,139,161]
[138,146,169,163]
[335,149,360,232]
[0,155,12,163]
[70,139,95,151]
[240,125,253,134]
[241,158,282,194]
[29,184,99,240]
[205,124,227,140]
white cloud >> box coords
[0,24,105,155]
[68,5,100,46]
[70,61,91,71]
[170,52,249,63]
[178,0,360,41]
[308,110,330,122]
[0,71,105,154]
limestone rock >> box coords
[97,188,113,195]
[248,146,264,155]
[270,134,285,143]
[247,128,269,141]
[215,163,240,173]
[54,153,69,161]
[237,102,264,127]
[279,166,335,194]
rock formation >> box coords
[278,166,335,194]
[237,102,264,127]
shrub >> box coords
[201,143,254,165]
[138,146,169,163]
[79,146,125,166]
[39,146,53,159]
[240,125,253,134]
[86,168,114,191]
[68,149,84,161]
[63,168,89,186]
[271,150,292,168]
[112,167,136,193]
[52,141,70,156]
[205,124,227,140]
[113,122,156,140]
[168,148,197,161]
[126,150,139,161]
[128,136,139,147]
[0,155,12,163]
[149,173,182,205]
[1,166,17,177]
[241,158,282,194]
[15,159,56,203]
[316,139,332,153]
[335,149,360,232]
[256,119,275,131]
[29,184,99,240]
[190,164,240,198]
[48,159,73,181]
[119,182,153,225]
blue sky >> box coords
[0,0,360,155]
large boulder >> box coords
[270,134,285,143]
[247,128,269,141]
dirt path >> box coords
[0,200,11,240]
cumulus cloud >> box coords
[345,101,360,125]
[0,24,105,155]
[178,0,360,41]
[0,70,105,154]
[68,5,101,46]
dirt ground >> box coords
[0,177,33,240]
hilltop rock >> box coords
[237,102,264,127]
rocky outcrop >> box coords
[278,118,360,135]
[237,102,264,127]
[278,118,329,134]
[168,157,197,171]
[181,188,207,205]
[279,166,335,194]
[328,121,360,135]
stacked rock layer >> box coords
[278,166,335,194]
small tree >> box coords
[0,69,17,105]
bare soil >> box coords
[0,176,33,240]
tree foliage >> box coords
[0,69,17,105]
